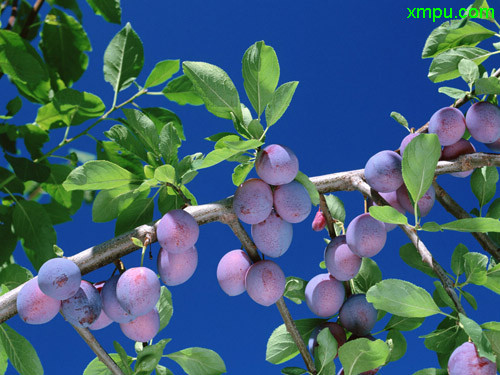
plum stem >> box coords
[319,193,336,239]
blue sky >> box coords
[3,0,500,374]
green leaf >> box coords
[162,75,204,106]
[13,201,57,270]
[314,328,337,375]
[85,0,121,24]
[402,133,441,209]
[471,166,498,208]
[294,171,319,206]
[0,324,43,375]
[433,281,455,309]
[92,186,146,222]
[324,194,346,222]
[144,59,180,88]
[283,276,307,305]
[461,289,478,310]
[463,252,488,285]
[384,315,425,332]
[104,125,147,161]
[351,258,382,294]
[166,348,226,375]
[47,0,82,21]
[4,155,50,183]
[115,197,154,235]
[451,243,469,276]
[281,367,307,375]
[440,217,500,232]
[155,365,174,375]
[0,167,24,194]
[266,318,325,364]
[422,20,495,58]
[423,318,467,353]
[420,221,442,232]
[40,8,91,86]
[112,341,133,375]
[130,237,143,247]
[390,111,409,129]
[142,107,185,140]
[183,61,242,121]
[387,329,406,362]
[134,339,169,375]
[247,119,264,139]
[459,313,496,362]
[485,263,500,294]
[438,86,469,99]
[369,205,408,226]
[458,58,480,85]
[265,81,298,126]
[428,47,491,83]
[11,0,41,41]
[0,264,32,291]
[156,286,173,333]
[197,148,244,170]
[83,353,134,375]
[366,279,441,317]
[63,160,139,191]
[97,140,144,178]
[103,22,144,94]
[122,108,162,157]
[485,330,500,372]
[154,165,175,184]
[242,41,280,117]
[338,338,389,375]
[41,164,82,213]
[232,162,254,186]
[487,198,500,219]
[399,243,436,277]
[476,77,500,95]
[412,369,447,375]
[482,321,500,331]
[6,96,22,116]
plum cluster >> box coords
[218,144,312,306]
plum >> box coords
[428,107,466,146]
[120,308,160,342]
[308,322,346,356]
[157,246,198,286]
[305,273,345,317]
[61,280,102,328]
[116,267,161,317]
[324,235,362,281]
[396,184,435,217]
[251,211,293,257]
[346,213,386,257]
[448,341,496,374]
[312,208,327,232]
[101,275,135,323]
[255,144,299,185]
[376,191,406,232]
[156,209,199,254]
[233,178,273,224]
[273,181,312,223]
[339,294,377,336]
[17,278,60,325]
[466,101,500,144]
[245,260,285,306]
[364,150,403,193]
[38,257,81,300]
[441,138,476,177]
[89,281,113,330]
[217,250,252,296]
[485,137,500,152]
[399,133,420,156]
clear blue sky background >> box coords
[2,0,500,374]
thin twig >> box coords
[5,0,18,30]
[319,193,336,238]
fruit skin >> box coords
[255,144,299,186]
[339,294,377,336]
[447,341,496,375]
[60,280,102,328]
[273,180,312,223]
[308,322,346,356]
[376,191,406,232]
[324,235,362,281]
[233,178,273,224]
[156,209,199,254]
[305,273,345,317]
[89,281,113,330]
[399,133,420,156]
[116,267,161,317]
[346,213,386,258]
[312,208,327,231]
[485,137,500,152]
[466,101,500,144]
[441,138,476,177]
[17,277,61,325]
[396,184,435,217]
[251,211,293,257]
[245,260,285,306]
[217,250,252,296]
[364,150,403,193]
[37,257,81,300]
[157,246,198,286]
[101,275,136,323]
[428,107,466,146]
[120,308,160,342]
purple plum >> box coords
[17,278,60,325]
[364,150,403,193]
[255,144,299,186]
[324,235,362,281]
[116,267,161,317]
[233,178,273,224]
[156,209,199,254]
[217,250,252,296]
[157,246,198,286]
[37,257,81,300]
[466,101,500,144]
[245,260,285,306]
[428,107,466,146]
[251,211,293,257]
[346,213,386,257]
[273,180,312,223]
[305,273,345,317]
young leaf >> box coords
[0,324,43,375]
[384,315,425,332]
[459,313,496,362]
[314,328,337,375]
[85,0,121,24]
[156,365,174,375]
[440,217,500,232]
[471,166,499,209]
[294,171,319,206]
[366,279,441,317]
[458,58,480,85]
[232,162,254,186]
[162,75,204,106]
[324,194,346,222]
[463,252,488,285]
[387,329,407,362]
[165,348,226,375]
[485,263,500,294]
[134,339,170,375]
[451,243,469,276]
[182,61,243,121]
[103,22,144,94]
[242,41,280,117]
[420,221,442,232]
[390,111,409,129]
[283,276,307,305]
[433,281,455,310]
[438,87,468,99]
[113,341,133,375]
[265,81,298,126]
[351,258,382,294]
[84,353,134,375]
[428,47,491,83]
[475,77,500,95]
[145,60,180,88]
[461,290,478,310]
[399,243,436,278]
[369,206,408,226]
[154,165,176,184]
[338,338,389,375]
[156,286,173,332]
[115,197,154,235]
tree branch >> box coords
[5,0,18,30]
[19,0,44,39]
[319,193,336,238]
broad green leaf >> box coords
[162,75,204,106]
[485,263,500,294]
[0,167,24,194]
[85,0,121,24]
[487,198,500,219]
[42,201,72,225]
[463,252,488,285]
[134,339,169,375]
[440,217,500,232]
[399,243,436,278]
[83,353,134,375]
[428,47,491,83]
[13,201,56,270]
[265,81,298,126]
[438,86,468,99]
[183,61,242,121]
[97,140,145,178]
[122,108,161,156]
[63,160,139,191]
[485,330,500,372]
[0,264,32,291]
[390,111,409,129]
[402,133,440,210]
[369,205,408,225]
[433,281,455,310]
[247,119,264,139]
[6,97,21,116]
[103,22,144,93]
[422,20,495,58]
[412,369,447,375]
[232,162,254,186]
[458,58,479,84]
[482,321,500,331]
[166,347,226,375]
[145,59,179,88]
[156,286,173,332]
[156,365,174,375]
[281,367,307,375]
[104,125,148,161]
[40,8,91,86]
[351,258,382,294]
[314,328,337,375]
[92,186,146,222]
[41,164,83,213]
[459,313,496,362]
[47,0,82,21]
[384,315,425,332]
[338,338,389,375]
[142,107,185,140]
[19,124,49,159]
[295,171,319,206]
[462,289,478,310]
[423,323,466,354]
[476,77,500,95]
[0,324,43,375]
[115,197,154,235]
[471,166,498,208]
[266,318,325,364]
[420,221,442,232]
[242,41,280,117]
[324,194,346,222]
[154,165,176,184]
[112,341,133,375]
[366,279,441,317]
[387,329,406,362]
[223,139,263,151]
[451,243,468,276]
[283,276,307,305]
[4,154,50,183]
[197,148,242,169]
